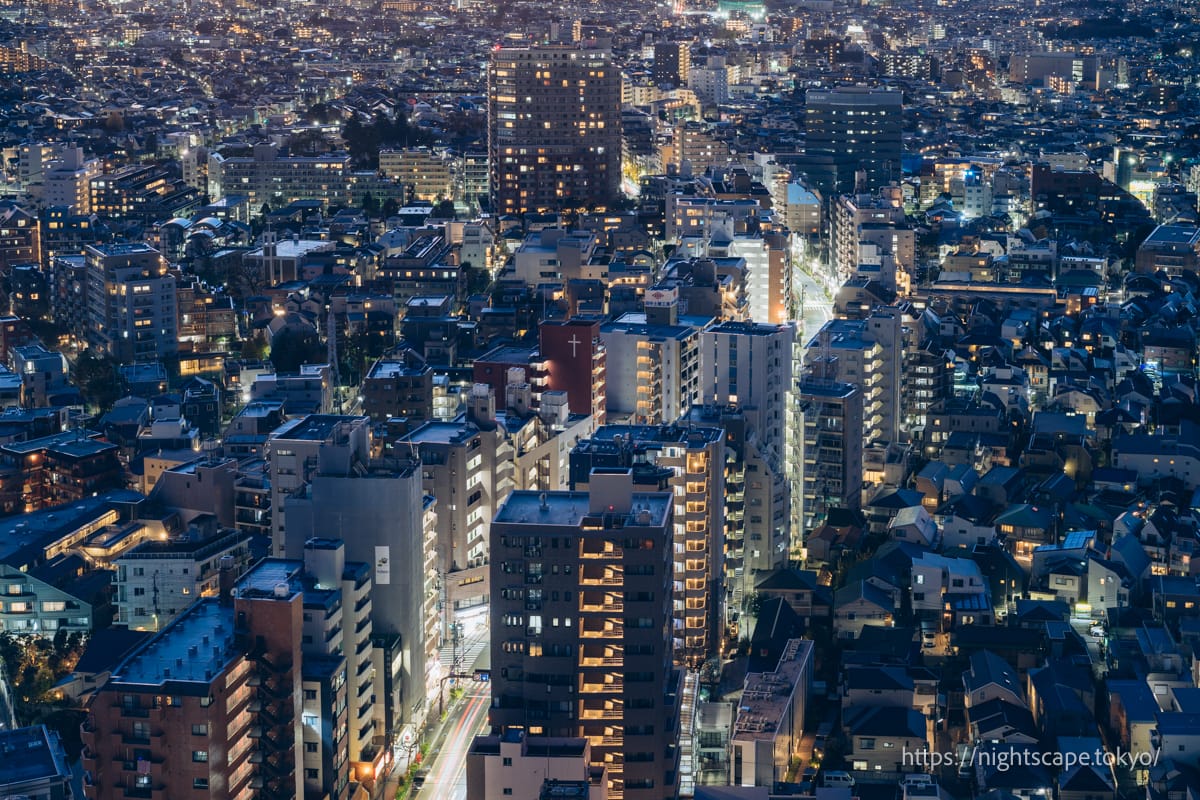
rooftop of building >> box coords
[589,423,723,447]
[539,781,592,799]
[1,429,118,458]
[471,730,590,758]
[234,400,284,418]
[401,420,479,446]
[0,725,71,789]
[367,358,429,380]
[110,598,238,687]
[0,490,142,567]
[476,344,538,364]
[1141,224,1200,247]
[117,526,248,560]
[494,489,671,530]
[304,537,344,552]
[601,311,708,340]
[235,558,304,601]
[271,413,366,443]
[87,242,158,257]
[705,319,789,337]
[798,379,858,399]
[732,638,813,743]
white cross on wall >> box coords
[568,334,582,358]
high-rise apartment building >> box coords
[267,415,370,558]
[570,424,726,666]
[114,520,253,631]
[829,191,908,288]
[798,379,863,534]
[729,231,792,325]
[279,439,438,743]
[681,404,789,631]
[207,143,353,209]
[489,469,681,800]
[81,562,304,800]
[653,41,691,89]
[84,243,177,363]
[89,164,197,223]
[803,87,902,195]
[400,419,499,617]
[0,200,40,272]
[600,305,703,425]
[488,44,622,215]
[805,308,903,447]
[699,321,794,469]
[379,148,454,202]
[43,147,101,213]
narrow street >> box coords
[795,265,835,344]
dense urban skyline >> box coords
[2,0,1200,799]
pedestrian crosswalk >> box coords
[439,630,488,672]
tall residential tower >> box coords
[488,44,622,215]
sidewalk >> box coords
[385,681,486,799]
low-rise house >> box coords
[754,568,832,623]
[834,581,895,640]
[963,650,1025,710]
[889,505,939,548]
[911,552,988,618]
[1107,679,1159,756]
[843,705,928,773]
[1057,737,1117,800]
[966,697,1039,745]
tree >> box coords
[430,199,456,219]
[73,351,124,414]
[288,129,330,156]
[361,192,380,218]
[268,327,325,374]
[381,197,400,219]
[238,334,268,362]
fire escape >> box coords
[243,635,297,800]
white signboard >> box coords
[375,546,391,585]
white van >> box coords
[822,771,855,788]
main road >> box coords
[421,683,491,800]
[403,682,491,800]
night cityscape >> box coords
[2,0,1200,799]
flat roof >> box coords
[1143,224,1200,246]
[732,639,813,742]
[601,312,706,341]
[0,490,141,566]
[368,359,428,380]
[111,599,238,686]
[494,490,671,529]
[798,379,857,399]
[476,345,537,364]
[403,420,478,446]
[1,429,117,458]
[235,558,304,600]
[706,320,788,337]
[272,414,366,442]
[89,242,157,257]
[0,725,70,788]
[118,528,249,561]
[590,423,723,447]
